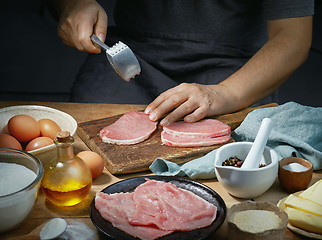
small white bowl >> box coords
[0,148,43,232]
[0,105,77,164]
[215,142,279,199]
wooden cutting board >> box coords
[77,103,277,175]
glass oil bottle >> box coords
[41,131,92,206]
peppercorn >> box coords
[222,156,265,168]
[222,156,244,167]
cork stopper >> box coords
[56,131,71,143]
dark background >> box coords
[1,0,321,107]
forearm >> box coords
[216,16,312,113]
[145,16,312,125]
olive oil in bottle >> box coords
[41,131,92,206]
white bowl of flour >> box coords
[0,148,43,233]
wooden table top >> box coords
[1,101,321,240]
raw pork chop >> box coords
[95,179,217,239]
[161,131,231,147]
[129,179,217,231]
[161,119,231,147]
[100,111,158,145]
[163,119,230,138]
[95,192,173,240]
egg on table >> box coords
[77,151,105,178]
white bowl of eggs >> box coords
[0,105,77,164]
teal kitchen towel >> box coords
[233,102,322,170]
[150,150,218,179]
[149,102,322,179]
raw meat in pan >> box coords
[163,119,230,138]
[100,111,158,145]
[94,179,217,240]
[128,179,217,231]
[95,192,173,240]
[161,131,231,147]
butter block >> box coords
[299,179,322,206]
[285,207,322,234]
[284,194,322,217]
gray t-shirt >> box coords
[70,0,314,104]
[114,0,314,56]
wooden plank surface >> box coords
[77,114,233,174]
[77,103,278,174]
[0,101,320,240]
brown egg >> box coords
[1,124,9,134]
[0,133,22,150]
[38,119,62,140]
[25,137,54,151]
[77,151,104,178]
[8,115,40,143]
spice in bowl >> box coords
[222,156,244,167]
[222,156,265,168]
[278,157,313,193]
[231,209,282,233]
[228,201,288,240]
[282,162,308,172]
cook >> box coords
[45,0,313,126]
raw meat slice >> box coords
[99,111,158,145]
[95,192,173,240]
[161,131,231,147]
[95,179,218,239]
[128,179,217,231]
[163,119,230,138]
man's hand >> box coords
[57,0,107,53]
[145,83,233,126]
